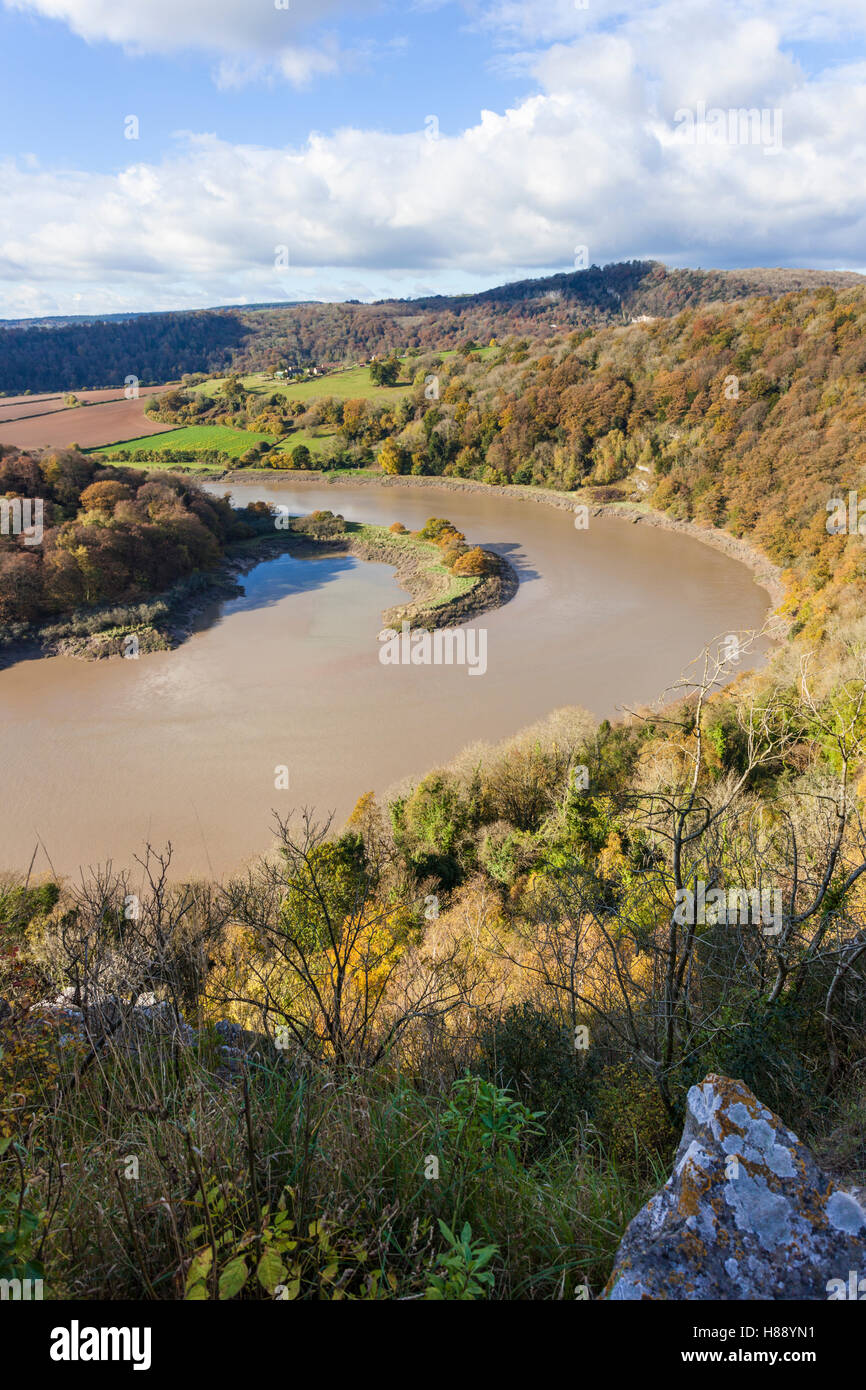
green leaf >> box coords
[185,1247,213,1295]
[218,1255,249,1300]
[256,1248,287,1294]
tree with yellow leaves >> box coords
[224,812,463,1067]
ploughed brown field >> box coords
[0,385,175,450]
[0,385,165,410]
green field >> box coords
[273,427,338,456]
[197,349,498,408]
[94,425,275,462]
[197,365,410,406]
[91,423,344,472]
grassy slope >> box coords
[92,425,342,470]
[198,365,410,405]
[272,427,338,456]
[198,350,497,406]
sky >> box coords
[1,0,865,317]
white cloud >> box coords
[4,0,375,84]
[5,0,359,49]
[10,0,866,67]
[2,11,866,314]
[478,0,866,47]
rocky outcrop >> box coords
[604,1073,866,1300]
[18,989,273,1081]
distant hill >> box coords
[410,262,865,310]
[0,301,309,330]
[2,261,863,394]
[0,310,251,395]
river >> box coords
[0,479,771,880]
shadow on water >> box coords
[0,639,49,672]
[482,540,540,583]
[0,548,364,672]
[218,548,358,618]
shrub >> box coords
[594,1063,678,1173]
[418,517,454,541]
[390,771,477,888]
[452,547,492,577]
[424,1221,497,1301]
[294,510,348,541]
[441,1074,545,1166]
[435,527,465,548]
[478,1003,597,1138]
[378,440,407,475]
[441,543,468,569]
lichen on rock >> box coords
[604,1073,866,1300]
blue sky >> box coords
[1,4,530,172]
[1,0,865,317]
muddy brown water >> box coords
[0,479,770,881]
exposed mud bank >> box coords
[274,525,517,632]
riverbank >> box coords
[0,513,515,666]
[322,523,517,631]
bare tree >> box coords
[498,636,866,1112]
[221,811,463,1068]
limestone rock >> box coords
[604,1073,866,1300]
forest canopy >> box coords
[0,448,247,625]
